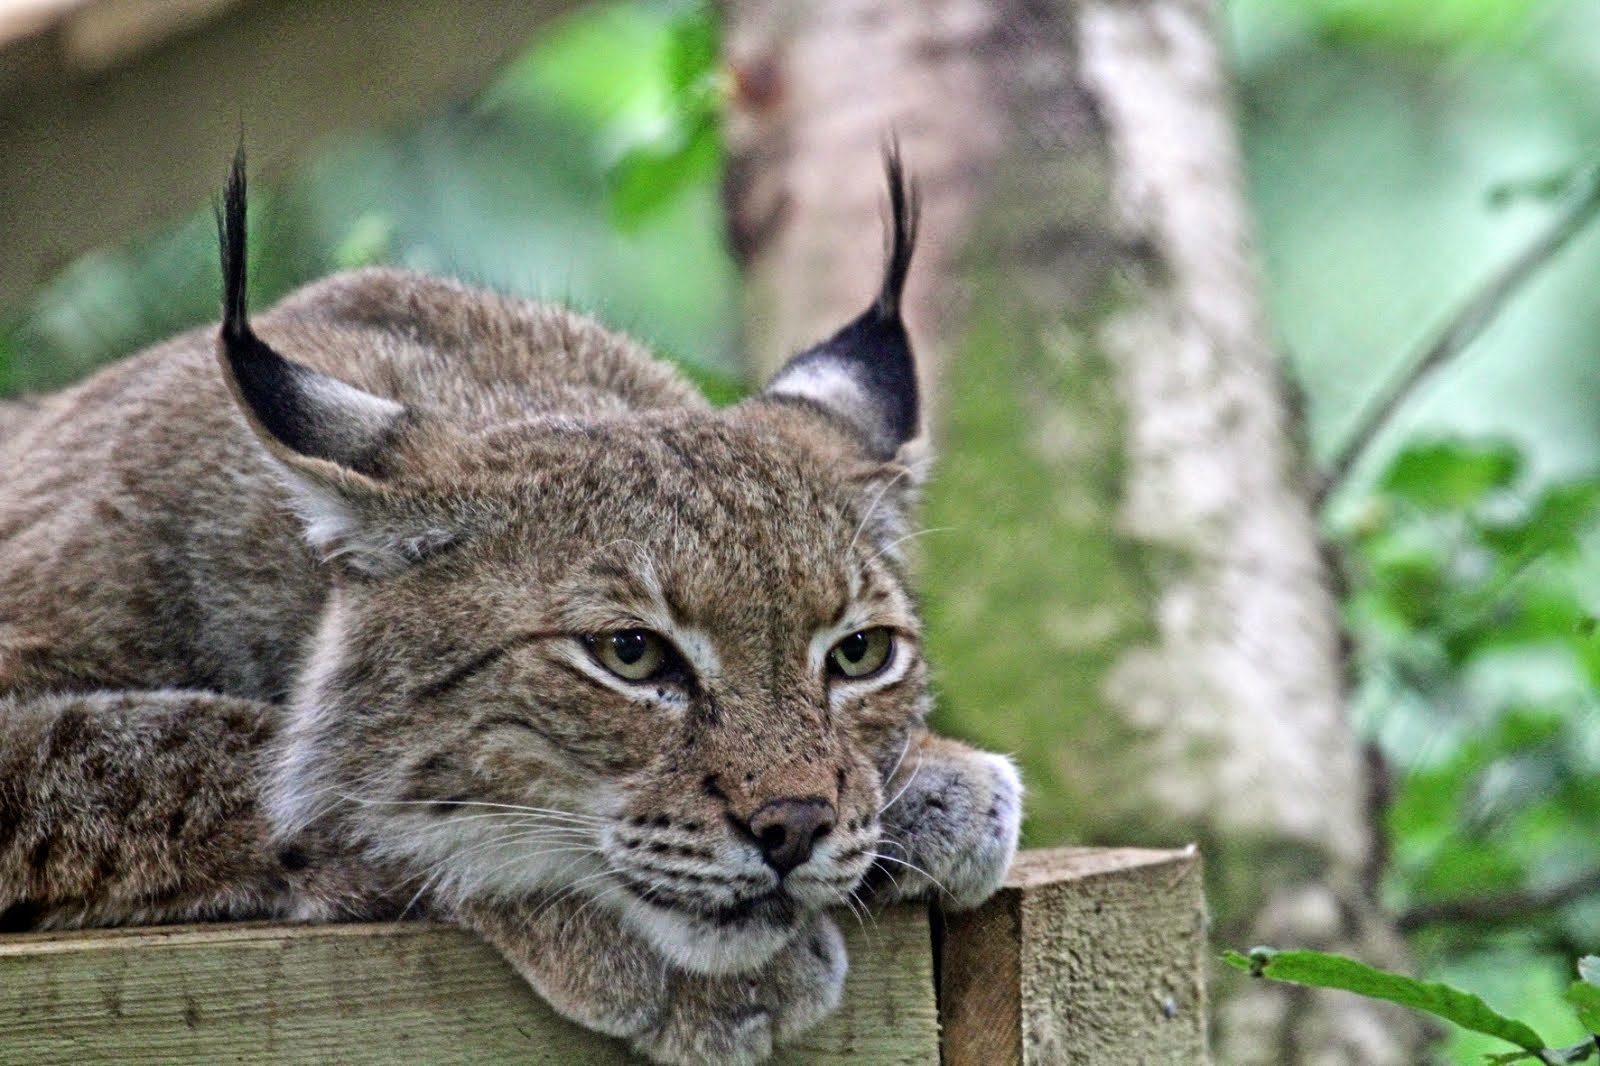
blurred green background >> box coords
[7,1,1600,1059]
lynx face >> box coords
[273,411,929,972]
[222,157,933,972]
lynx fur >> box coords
[0,152,1020,1064]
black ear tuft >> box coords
[218,143,250,345]
[214,149,405,478]
[758,143,921,460]
[875,140,919,322]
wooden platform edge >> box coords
[0,904,936,1065]
[940,845,1210,1065]
[0,846,1210,1063]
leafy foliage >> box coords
[1342,438,1600,944]
[1335,437,1600,1060]
[491,1,722,231]
[606,9,722,229]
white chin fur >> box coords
[620,898,796,975]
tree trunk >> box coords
[721,0,1425,1061]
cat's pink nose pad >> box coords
[748,798,836,876]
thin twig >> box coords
[1316,166,1600,508]
[1396,866,1600,934]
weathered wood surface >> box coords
[0,0,586,310]
[942,846,1208,1065]
[0,906,936,1064]
[0,846,1206,1062]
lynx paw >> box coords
[875,745,1022,911]
[633,915,846,1066]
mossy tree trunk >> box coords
[722,0,1424,1060]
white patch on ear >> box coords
[299,371,406,437]
[766,359,865,415]
[273,471,455,578]
[766,358,889,447]
[281,475,362,557]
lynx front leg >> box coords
[0,689,377,929]
[870,729,1022,910]
[460,895,845,1066]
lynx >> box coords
[0,151,1021,1064]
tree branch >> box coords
[1396,867,1600,934]
[1316,167,1600,508]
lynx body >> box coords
[0,156,1020,1064]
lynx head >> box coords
[220,151,930,973]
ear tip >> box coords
[217,145,250,341]
[876,139,920,322]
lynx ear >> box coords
[759,147,920,460]
[215,148,405,480]
[215,151,447,576]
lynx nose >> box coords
[747,798,836,876]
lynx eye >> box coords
[828,627,894,680]
[586,629,670,682]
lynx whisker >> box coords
[867,850,951,899]
[559,882,632,951]
[389,809,601,835]
[848,885,885,947]
[835,886,873,939]
[557,872,637,939]
[876,757,923,815]
[333,793,609,826]
[465,841,602,893]
[865,849,907,897]
[844,465,914,559]
[406,825,597,883]
[394,829,602,915]
[879,734,914,792]
[533,867,624,928]
[864,525,955,568]
[398,866,447,920]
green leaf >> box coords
[663,6,718,96]
[1483,480,1600,560]
[1223,947,1548,1052]
[1570,958,1600,1036]
[607,113,719,230]
[1566,980,1600,1034]
[1302,0,1545,50]
[487,4,670,125]
[1483,1039,1597,1063]
[1378,439,1522,510]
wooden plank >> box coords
[0,847,1211,1061]
[941,846,1209,1065]
[0,0,586,311]
[0,906,936,1064]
